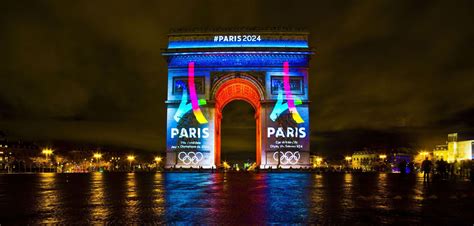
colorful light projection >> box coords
[173,62,208,124]
[165,30,313,168]
[269,61,304,124]
[168,40,308,49]
[273,151,301,164]
[178,152,204,165]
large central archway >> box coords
[214,78,263,167]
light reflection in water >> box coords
[164,173,218,223]
[35,173,60,224]
[309,173,324,222]
[0,172,472,224]
[153,173,165,217]
[340,173,354,222]
[215,173,268,224]
[89,172,109,221]
[264,173,311,223]
[164,172,313,224]
[125,173,138,221]
[376,173,389,211]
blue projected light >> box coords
[168,40,309,49]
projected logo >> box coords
[178,151,204,165]
[273,151,301,165]
[173,62,208,124]
[270,62,304,124]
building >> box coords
[309,154,325,167]
[438,133,474,163]
[447,133,473,162]
[0,133,39,172]
[0,143,11,172]
[164,28,313,169]
[351,151,379,171]
[432,144,448,161]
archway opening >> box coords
[220,100,256,168]
[214,78,262,168]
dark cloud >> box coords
[0,0,473,156]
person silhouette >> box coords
[421,157,433,182]
[437,157,447,180]
[408,162,415,174]
[399,160,407,175]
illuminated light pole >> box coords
[154,156,162,163]
[345,156,352,163]
[378,155,387,172]
[93,153,102,171]
[222,161,230,170]
[154,156,162,171]
[42,148,53,172]
[316,157,323,167]
[127,155,135,172]
[420,151,428,159]
[344,156,352,170]
[42,148,53,159]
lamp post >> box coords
[316,157,323,166]
[419,151,428,160]
[93,153,102,171]
[42,148,53,172]
[154,156,162,171]
[379,154,387,172]
[344,156,352,167]
[222,161,230,170]
[127,155,135,172]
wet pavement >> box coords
[0,172,473,224]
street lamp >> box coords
[345,156,352,161]
[93,153,102,161]
[42,148,53,172]
[379,154,387,161]
[315,157,323,167]
[93,153,102,171]
[222,161,230,170]
[127,155,135,171]
[42,148,53,158]
[154,156,162,171]
[154,156,162,163]
[344,156,352,169]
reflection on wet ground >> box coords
[0,172,472,224]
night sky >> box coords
[1,0,473,158]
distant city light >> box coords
[154,156,162,163]
[379,154,387,160]
[345,156,352,161]
[222,161,230,169]
[93,153,102,160]
[127,155,135,161]
[42,148,53,156]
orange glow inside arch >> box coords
[214,78,262,167]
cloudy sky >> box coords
[1,0,473,158]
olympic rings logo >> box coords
[273,151,300,164]
[178,151,204,165]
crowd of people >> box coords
[419,157,473,182]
